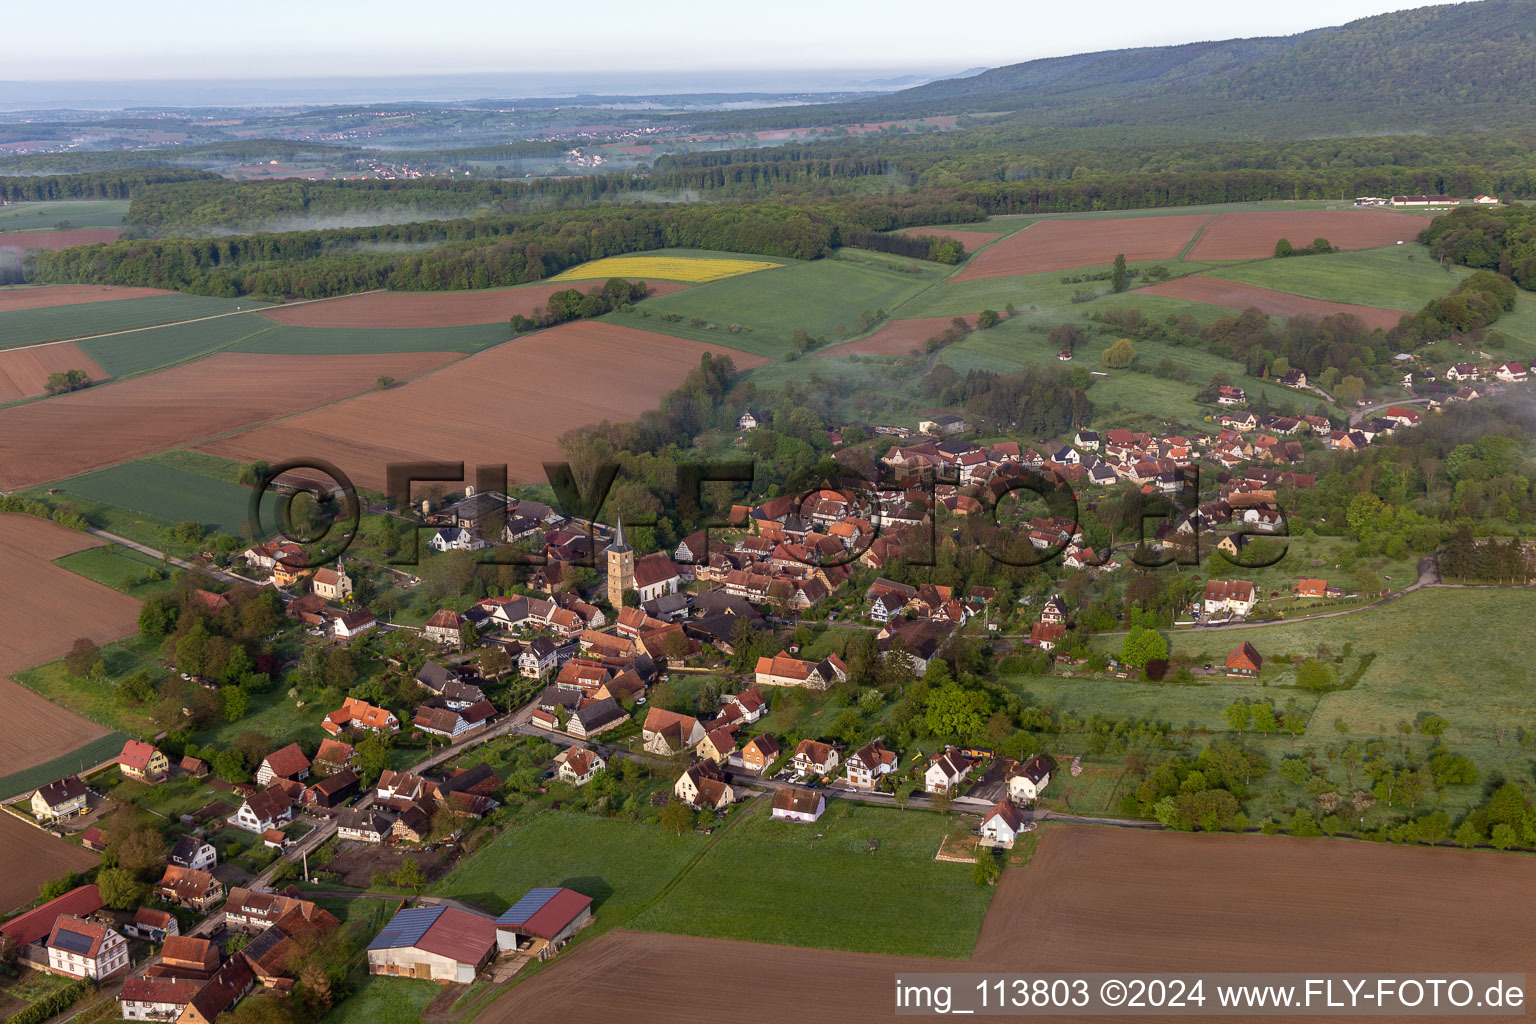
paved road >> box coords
[1350,394,1430,426]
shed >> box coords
[366,905,497,983]
[493,887,593,953]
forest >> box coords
[1419,205,1536,291]
[0,168,218,202]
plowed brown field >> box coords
[951,215,1209,281]
[0,229,122,252]
[260,281,691,329]
[0,515,140,777]
[815,317,970,358]
[0,343,109,402]
[894,227,1002,248]
[1135,277,1406,330]
[0,285,174,312]
[481,826,1536,1024]
[0,351,455,489]
[1187,210,1425,260]
[0,813,99,913]
[198,321,769,492]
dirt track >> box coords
[1188,210,1426,260]
[0,515,140,777]
[0,285,174,312]
[0,343,109,402]
[952,215,1209,281]
[259,281,691,329]
[199,321,769,492]
[815,317,969,358]
[0,350,455,489]
[479,825,1536,1024]
[0,812,99,913]
[1133,277,1406,330]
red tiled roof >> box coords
[261,742,310,779]
[0,885,102,946]
[118,739,161,770]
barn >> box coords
[366,905,498,983]
[494,888,594,955]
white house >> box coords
[845,741,897,790]
[978,799,1027,848]
[792,739,839,776]
[231,787,294,834]
[519,637,559,678]
[169,834,217,872]
[1495,362,1529,383]
[632,553,682,604]
[771,786,825,823]
[336,808,393,844]
[925,749,972,794]
[429,527,490,552]
[555,747,606,786]
[1203,579,1257,618]
[46,916,129,979]
[30,776,88,822]
[119,977,203,1021]
[1007,755,1053,804]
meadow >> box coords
[0,200,129,233]
[0,295,268,349]
[1208,244,1467,310]
[75,315,283,377]
[53,544,177,598]
[235,320,508,355]
[893,260,1225,320]
[628,799,992,958]
[52,460,278,537]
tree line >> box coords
[0,168,217,202]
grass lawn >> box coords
[191,685,327,752]
[432,810,708,919]
[1208,244,1466,311]
[53,460,277,538]
[0,200,129,232]
[628,799,992,958]
[237,321,508,355]
[11,635,165,737]
[76,313,279,377]
[320,976,438,1024]
[613,254,947,358]
[1486,291,1536,362]
[0,296,269,351]
[1007,672,1323,734]
[54,544,176,598]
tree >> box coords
[1119,626,1167,668]
[392,857,427,890]
[96,867,149,910]
[354,735,391,784]
[1453,820,1480,849]
[660,800,694,835]
[1491,823,1518,851]
[376,376,396,390]
[1312,237,1333,254]
[458,623,478,651]
[976,309,999,329]
[1295,659,1338,692]
[477,645,513,679]
[172,520,205,546]
[138,595,176,637]
[923,682,992,739]
[117,669,156,706]
[223,688,250,723]
[1110,253,1128,293]
[973,849,1002,886]
[1275,238,1294,258]
[1101,338,1137,369]
[1336,375,1365,405]
[1223,702,1253,734]
[1417,715,1449,738]
[63,637,102,678]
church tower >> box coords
[606,515,634,608]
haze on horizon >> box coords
[4,0,1463,85]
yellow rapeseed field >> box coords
[549,255,781,284]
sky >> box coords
[2,0,1460,83]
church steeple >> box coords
[611,513,631,552]
[606,513,635,607]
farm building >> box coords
[0,884,102,950]
[494,887,594,955]
[367,905,498,983]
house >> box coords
[1294,578,1329,599]
[741,734,781,774]
[723,687,768,724]
[554,747,606,786]
[792,739,839,776]
[157,865,225,912]
[845,741,898,789]
[0,885,102,951]
[632,553,682,603]
[675,760,735,810]
[697,727,738,764]
[305,769,360,809]
[180,755,209,778]
[925,748,973,794]
[413,700,496,741]
[566,697,628,739]
[754,650,848,690]
[178,956,255,1024]
[330,607,377,639]
[255,743,310,786]
[1007,755,1053,804]
[1226,641,1263,678]
[1203,579,1257,618]
[159,934,220,978]
[79,827,107,852]
[231,787,294,834]
[642,708,706,755]
[978,799,1027,848]
[367,905,499,983]
[424,609,467,646]
[311,566,354,602]
[322,697,399,736]
[336,808,394,844]
[1029,621,1066,651]
[738,408,768,431]
[119,977,205,1021]
[118,739,169,783]
[125,906,178,942]
[30,776,87,822]
[1216,385,1247,406]
[1445,362,1482,382]
[494,888,594,955]
[46,916,129,980]
[313,737,355,775]
[429,527,489,553]
[770,786,825,824]
[1279,369,1308,389]
[1495,362,1529,383]
[1073,429,1100,451]
[1039,595,1068,624]
[1473,194,1501,205]
[519,637,560,678]
[170,834,218,872]
[918,414,968,435]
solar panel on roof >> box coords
[367,905,445,951]
[493,888,561,926]
[52,928,96,955]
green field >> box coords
[432,810,708,919]
[0,296,269,350]
[238,320,508,355]
[628,799,991,958]
[12,637,164,738]
[54,544,176,597]
[139,448,249,485]
[53,461,278,537]
[613,253,948,358]
[0,732,129,801]
[76,314,281,377]
[1209,245,1467,311]
[0,200,129,233]
[893,261,1226,320]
